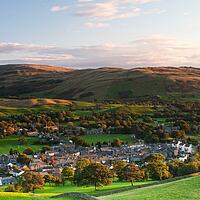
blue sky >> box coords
[0,0,200,68]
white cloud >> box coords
[78,0,94,2]
[84,22,110,28]
[1,36,200,68]
[115,0,159,4]
[78,2,117,19]
[183,12,190,16]
[0,42,75,65]
[50,5,68,12]
[77,0,163,23]
[24,54,74,62]
[0,42,56,53]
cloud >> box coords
[77,0,163,22]
[50,5,68,12]
[23,55,74,62]
[0,42,75,65]
[78,0,94,2]
[78,2,117,19]
[0,42,56,53]
[84,22,110,28]
[183,12,190,16]
[2,36,200,68]
[115,0,159,4]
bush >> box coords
[5,184,21,192]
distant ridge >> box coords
[0,64,200,100]
[0,64,73,75]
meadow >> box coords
[0,176,199,200]
[99,175,200,200]
[0,136,44,154]
[80,134,135,145]
[0,181,152,200]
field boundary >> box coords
[51,192,98,200]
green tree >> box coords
[74,158,91,185]
[119,164,144,186]
[23,147,34,155]
[17,154,31,166]
[78,163,113,190]
[113,138,124,147]
[168,160,184,177]
[18,136,28,145]
[62,166,74,185]
[146,153,171,180]
[18,172,44,192]
[113,160,127,178]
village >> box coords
[0,100,200,192]
[0,130,196,186]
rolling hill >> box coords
[0,98,72,108]
[99,175,200,200]
[1,64,200,100]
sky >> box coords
[0,0,200,68]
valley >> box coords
[0,65,200,200]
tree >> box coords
[9,148,19,155]
[71,136,89,147]
[171,130,186,139]
[194,146,200,161]
[23,147,34,155]
[78,163,113,190]
[18,171,44,192]
[179,120,190,134]
[168,160,184,177]
[18,136,28,145]
[74,158,91,185]
[76,158,91,171]
[44,174,54,185]
[62,166,74,185]
[118,164,144,186]
[146,153,171,180]
[177,161,200,176]
[44,174,62,186]
[17,154,31,166]
[113,138,124,147]
[113,160,127,178]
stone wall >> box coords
[51,192,98,200]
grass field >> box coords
[0,181,152,200]
[36,181,150,196]
[188,135,200,142]
[80,134,135,144]
[0,136,45,154]
[99,175,200,200]
[0,174,199,200]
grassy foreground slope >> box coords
[0,181,152,200]
[100,175,200,200]
[0,193,73,200]
[0,176,199,200]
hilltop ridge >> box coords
[0,64,200,100]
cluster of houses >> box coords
[0,139,196,186]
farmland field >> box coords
[0,136,45,154]
[80,134,135,144]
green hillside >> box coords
[0,176,199,200]
[99,175,200,200]
[1,64,200,100]
[0,181,151,200]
